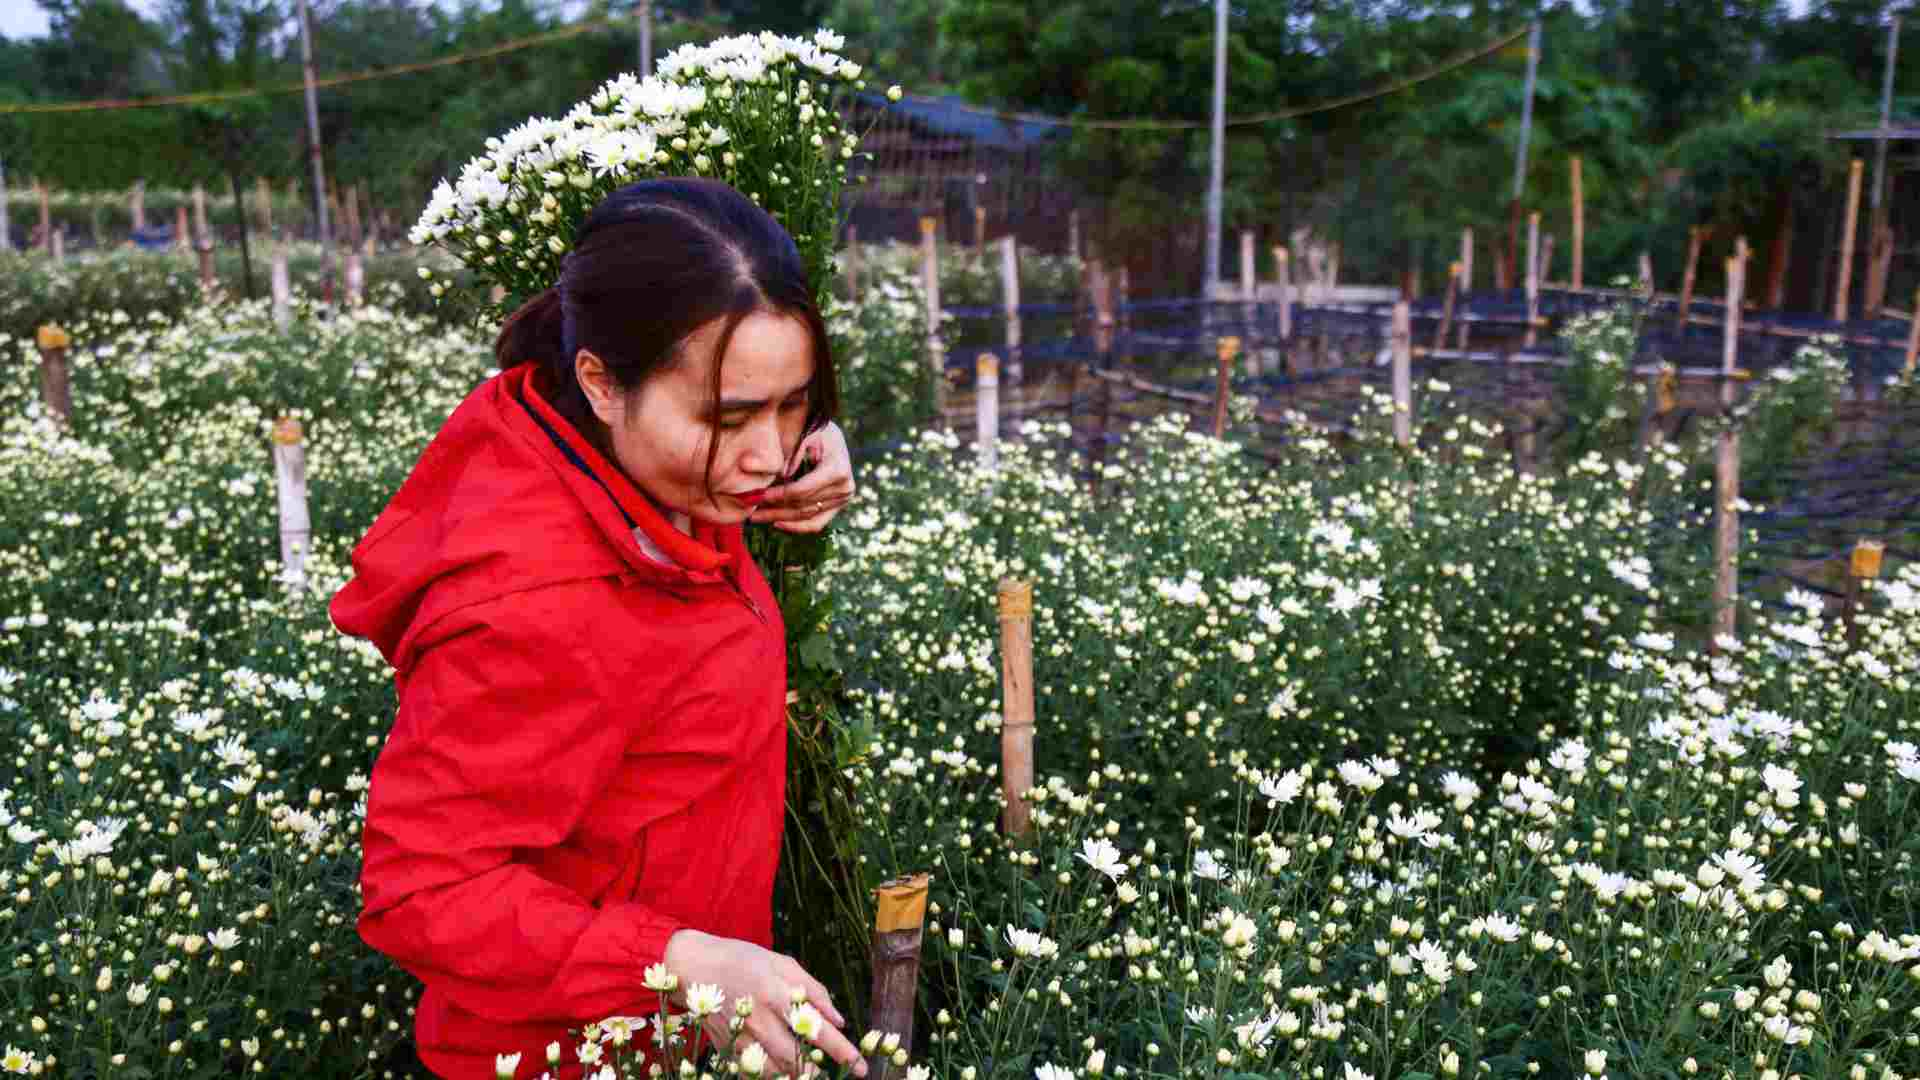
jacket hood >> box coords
[331,362,752,673]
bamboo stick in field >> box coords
[973,205,986,253]
[1240,230,1256,303]
[1835,158,1864,322]
[998,579,1036,838]
[1571,155,1584,290]
[1274,246,1292,343]
[256,177,273,236]
[920,217,945,419]
[271,244,292,332]
[1434,262,1461,352]
[130,179,146,233]
[35,324,71,427]
[1457,227,1474,351]
[976,353,999,470]
[36,182,50,255]
[866,874,931,1080]
[1713,253,1746,646]
[1211,336,1240,438]
[1538,233,1555,290]
[273,417,311,590]
[1524,212,1541,347]
[1677,226,1706,335]
[1391,301,1412,448]
[1001,235,1022,384]
[174,204,190,254]
[49,227,63,264]
[1638,252,1654,299]
[1843,539,1885,638]
[344,250,364,307]
[1906,286,1920,378]
[1866,222,1893,315]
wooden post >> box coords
[36,182,50,255]
[1211,336,1240,438]
[1089,260,1115,491]
[1390,302,1413,447]
[1638,252,1654,298]
[1713,253,1746,646]
[1570,156,1584,290]
[845,225,861,301]
[1905,286,1920,378]
[174,204,190,254]
[273,417,311,590]
[973,205,986,254]
[1677,226,1706,334]
[1274,246,1292,342]
[35,324,71,427]
[1842,539,1885,637]
[1457,227,1474,350]
[866,874,931,1080]
[1067,209,1080,261]
[976,353,999,469]
[344,249,364,307]
[1240,230,1256,303]
[1524,212,1541,346]
[921,217,946,420]
[271,244,292,332]
[1865,223,1893,316]
[1327,242,1342,302]
[1835,158,1865,322]
[256,176,273,236]
[1000,235,1022,384]
[130,179,146,233]
[997,579,1036,838]
[192,183,209,246]
[344,182,364,251]
[1635,367,1675,461]
[49,227,63,264]
[1538,233,1555,289]
[1434,262,1461,352]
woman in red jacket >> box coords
[331,178,868,1080]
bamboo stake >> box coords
[1274,246,1292,342]
[1457,227,1474,351]
[130,179,146,233]
[973,205,986,253]
[866,874,931,1080]
[36,182,50,255]
[1000,235,1022,384]
[976,353,999,470]
[1713,252,1746,646]
[1067,209,1080,262]
[1835,158,1865,322]
[49,228,63,264]
[1538,233,1555,290]
[1571,156,1584,290]
[271,244,292,332]
[1391,301,1412,448]
[1638,252,1654,298]
[1524,212,1540,347]
[920,217,945,420]
[1677,226,1707,334]
[35,324,71,427]
[1327,242,1342,302]
[1089,260,1115,492]
[1865,222,1893,316]
[174,204,190,254]
[1240,230,1256,302]
[1434,262,1461,352]
[997,579,1036,838]
[343,250,364,307]
[1211,336,1240,438]
[255,176,273,236]
[273,417,311,590]
[1842,539,1885,639]
[1906,286,1920,378]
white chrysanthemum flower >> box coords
[1076,836,1127,881]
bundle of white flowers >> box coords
[410,28,901,315]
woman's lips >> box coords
[731,488,772,506]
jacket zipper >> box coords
[728,576,767,624]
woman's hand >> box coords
[750,422,855,533]
[661,929,867,1078]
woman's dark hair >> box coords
[493,177,838,503]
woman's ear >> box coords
[573,349,622,426]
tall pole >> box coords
[1871,16,1901,230]
[296,0,335,296]
[0,156,10,253]
[638,0,653,77]
[1204,0,1227,296]
[1512,20,1541,204]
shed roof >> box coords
[853,91,1064,151]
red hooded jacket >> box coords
[331,362,787,1079]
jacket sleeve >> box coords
[356,588,684,1026]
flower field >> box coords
[0,282,1917,1080]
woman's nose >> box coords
[738,416,787,479]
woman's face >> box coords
[576,309,816,525]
